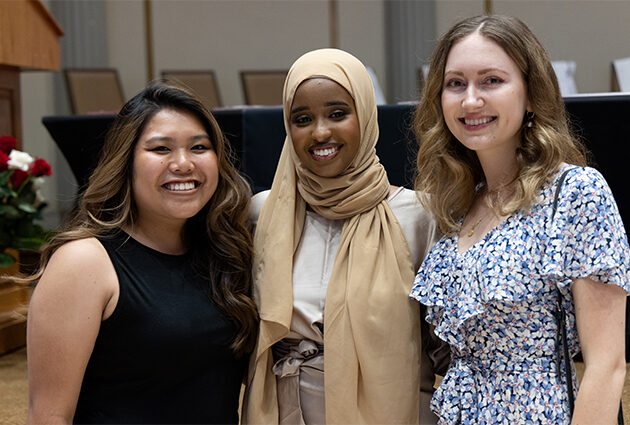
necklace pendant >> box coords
[467,228,475,237]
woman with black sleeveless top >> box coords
[22,82,258,424]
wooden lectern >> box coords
[0,0,62,146]
[0,0,62,355]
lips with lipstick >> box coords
[163,180,199,191]
[310,143,341,161]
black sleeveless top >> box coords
[73,231,246,424]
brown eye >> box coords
[484,76,503,85]
[330,110,347,119]
[292,115,311,125]
[191,144,210,151]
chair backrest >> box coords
[551,61,578,96]
[366,66,387,105]
[612,57,630,92]
[64,68,125,115]
[417,66,426,95]
[161,70,222,110]
[240,70,288,105]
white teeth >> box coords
[312,146,338,157]
[165,182,196,191]
[464,117,493,125]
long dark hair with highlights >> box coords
[414,15,587,235]
[23,81,258,356]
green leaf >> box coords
[0,170,12,186]
[17,203,37,213]
[0,252,16,268]
[13,237,44,251]
[0,204,20,219]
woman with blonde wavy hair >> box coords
[24,81,257,424]
[243,48,447,424]
[410,15,629,424]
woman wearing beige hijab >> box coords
[243,48,447,425]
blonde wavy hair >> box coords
[20,82,258,356]
[414,15,587,235]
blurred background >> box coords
[17,0,630,230]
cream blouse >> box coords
[250,186,437,345]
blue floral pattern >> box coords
[410,166,630,424]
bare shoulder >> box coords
[46,238,113,280]
[34,237,118,316]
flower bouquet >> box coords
[0,136,52,268]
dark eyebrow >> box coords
[143,136,174,144]
[142,134,210,144]
[325,101,350,107]
[444,68,507,77]
[291,106,309,115]
[290,101,350,115]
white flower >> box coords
[31,177,45,189]
[33,177,47,205]
[8,149,34,171]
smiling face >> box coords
[132,108,219,229]
[289,77,361,178]
[441,32,530,160]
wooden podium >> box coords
[0,0,62,355]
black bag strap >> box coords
[551,167,576,416]
[551,166,624,424]
[551,167,573,222]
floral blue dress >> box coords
[410,166,630,424]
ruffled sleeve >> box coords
[543,166,630,291]
[409,237,459,336]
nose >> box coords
[312,119,332,143]
[462,85,484,110]
[169,149,194,173]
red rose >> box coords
[29,158,52,177]
[0,136,17,155]
[9,169,29,188]
[0,151,8,172]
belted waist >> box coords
[272,339,324,378]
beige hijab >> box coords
[243,49,422,424]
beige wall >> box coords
[106,0,386,106]
[19,0,630,228]
[20,0,59,227]
[20,71,58,227]
[106,0,146,103]
[435,0,630,94]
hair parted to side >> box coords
[22,81,258,356]
[413,14,587,235]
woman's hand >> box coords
[572,277,626,424]
[26,238,117,424]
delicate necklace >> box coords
[466,215,485,237]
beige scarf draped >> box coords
[243,49,423,424]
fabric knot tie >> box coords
[272,340,322,378]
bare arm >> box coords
[571,277,626,425]
[26,238,118,424]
